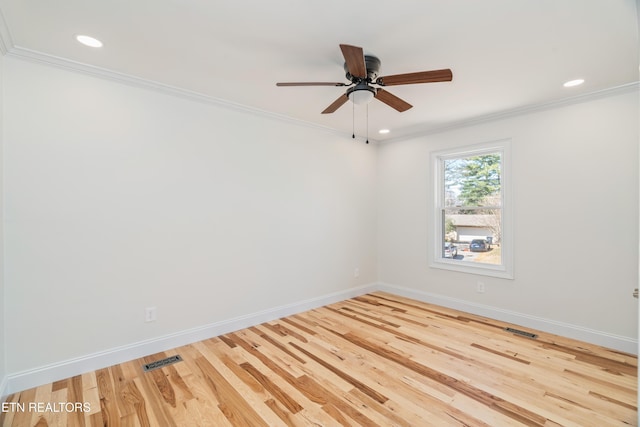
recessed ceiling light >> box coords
[563,79,584,88]
[378,129,390,134]
[75,35,103,48]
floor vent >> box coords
[504,327,538,339]
[143,355,183,372]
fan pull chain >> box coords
[352,100,355,139]
[366,103,369,144]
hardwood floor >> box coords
[2,292,637,426]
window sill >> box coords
[430,259,514,279]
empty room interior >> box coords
[0,1,639,426]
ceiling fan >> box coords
[276,44,453,114]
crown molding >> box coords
[0,6,13,55]
[4,45,373,143]
[383,81,640,143]
[0,32,633,146]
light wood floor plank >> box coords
[3,292,637,426]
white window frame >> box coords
[430,139,513,279]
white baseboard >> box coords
[0,374,8,402]
[4,283,378,395]
[378,282,637,355]
[4,281,636,397]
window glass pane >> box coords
[442,209,501,265]
[443,153,501,208]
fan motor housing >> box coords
[344,54,381,82]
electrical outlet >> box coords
[477,282,485,293]
[354,268,360,278]
[145,307,157,322]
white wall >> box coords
[2,53,638,387]
[378,87,639,342]
[3,57,378,374]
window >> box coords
[431,140,513,279]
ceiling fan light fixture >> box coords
[347,85,376,105]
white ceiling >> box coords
[0,0,637,142]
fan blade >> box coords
[376,69,453,86]
[276,82,347,87]
[321,94,349,114]
[339,44,367,79]
[375,89,412,112]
